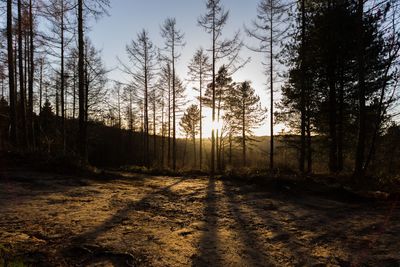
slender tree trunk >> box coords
[199,69,203,170]
[18,0,27,148]
[328,65,338,173]
[161,95,165,168]
[299,0,306,173]
[242,98,246,167]
[14,38,17,98]
[354,0,366,178]
[78,0,87,160]
[167,65,171,168]
[28,0,34,149]
[39,59,43,112]
[193,134,196,169]
[270,4,274,170]
[72,59,76,119]
[144,44,149,168]
[153,97,156,165]
[84,50,89,123]
[60,0,66,153]
[211,8,216,175]
[306,111,312,173]
[338,70,344,172]
[216,86,222,171]
[364,46,399,172]
[7,0,17,146]
[172,34,177,171]
[56,80,59,117]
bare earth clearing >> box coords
[0,171,399,267]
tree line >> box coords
[0,0,399,178]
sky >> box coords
[88,0,288,137]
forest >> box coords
[0,0,400,266]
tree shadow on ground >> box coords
[191,177,223,266]
[62,177,186,266]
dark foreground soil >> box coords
[0,171,399,267]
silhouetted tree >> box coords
[226,81,266,167]
[246,0,290,170]
[187,47,211,170]
[7,0,17,146]
[161,17,184,171]
[198,0,245,174]
[123,29,157,167]
[18,0,27,148]
[180,104,201,169]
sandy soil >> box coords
[0,171,399,267]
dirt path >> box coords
[0,171,399,266]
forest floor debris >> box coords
[0,171,399,266]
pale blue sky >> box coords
[88,0,287,136]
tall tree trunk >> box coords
[354,0,366,178]
[144,44,149,168]
[172,35,177,171]
[28,0,34,149]
[242,98,246,167]
[216,87,222,171]
[18,0,27,148]
[306,110,312,173]
[60,0,66,153]
[153,97,156,165]
[328,65,338,173]
[211,11,216,175]
[161,96,165,168]
[199,67,203,170]
[7,0,17,146]
[78,0,87,160]
[167,65,171,168]
[72,59,76,119]
[39,59,43,111]
[270,3,274,170]
[299,0,306,173]
[338,70,344,172]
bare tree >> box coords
[161,17,184,171]
[245,0,290,170]
[123,29,157,167]
[18,0,27,148]
[43,0,75,152]
[198,0,246,174]
[187,47,211,170]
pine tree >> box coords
[226,81,266,167]
[180,104,201,169]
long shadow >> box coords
[221,181,277,267]
[191,178,223,267]
[228,181,398,266]
[62,177,186,264]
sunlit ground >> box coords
[1,172,399,266]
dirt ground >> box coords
[0,171,399,267]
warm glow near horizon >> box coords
[89,0,289,137]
